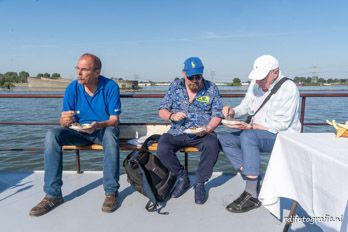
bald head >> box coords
[80,53,102,71]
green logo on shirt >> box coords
[196,96,210,103]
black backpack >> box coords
[123,134,177,214]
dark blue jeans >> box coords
[156,133,219,183]
[43,127,120,197]
[218,130,277,177]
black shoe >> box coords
[194,183,207,204]
[226,191,261,213]
[29,196,64,216]
[171,171,190,198]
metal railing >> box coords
[1,93,348,132]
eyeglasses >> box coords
[187,74,203,81]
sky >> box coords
[0,0,347,82]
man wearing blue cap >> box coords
[157,57,223,204]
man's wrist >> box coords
[229,107,236,117]
[206,125,213,133]
[227,112,235,118]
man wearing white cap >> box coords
[219,55,301,213]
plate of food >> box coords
[221,119,243,126]
[69,123,92,131]
[184,127,205,134]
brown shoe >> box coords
[29,196,64,216]
[102,194,118,213]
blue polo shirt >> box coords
[159,78,223,135]
[62,76,121,124]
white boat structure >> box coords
[2,92,346,232]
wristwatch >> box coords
[169,113,174,122]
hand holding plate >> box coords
[79,121,97,134]
[222,119,252,130]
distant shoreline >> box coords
[1,78,347,92]
[1,85,348,93]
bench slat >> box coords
[61,124,199,173]
[62,143,199,152]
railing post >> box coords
[184,152,188,171]
[300,96,306,132]
[76,150,82,174]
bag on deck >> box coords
[123,134,176,214]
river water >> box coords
[0,85,347,174]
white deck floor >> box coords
[0,171,323,232]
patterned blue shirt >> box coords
[159,78,223,135]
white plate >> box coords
[184,127,205,134]
[69,124,92,131]
[221,119,243,126]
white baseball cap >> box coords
[248,55,279,80]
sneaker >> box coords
[29,196,64,216]
[226,191,261,213]
[171,170,190,198]
[194,182,207,204]
[102,194,118,213]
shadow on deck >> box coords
[0,171,323,232]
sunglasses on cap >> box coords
[187,74,203,81]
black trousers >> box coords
[156,133,219,183]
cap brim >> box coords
[248,69,269,80]
[185,68,204,77]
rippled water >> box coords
[0,86,347,174]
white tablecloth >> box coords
[259,132,348,232]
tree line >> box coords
[225,78,244,86]
[36,73,61,79]
[293,76,348,85]
[228,76,348,86]
[0,71,61,88]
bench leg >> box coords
[283,201,299,232]
[184,152,188,171]
[75,150,82,174]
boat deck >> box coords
[0,171,323,232]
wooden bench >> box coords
[62,123,199,173]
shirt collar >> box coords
[95,75,105,93]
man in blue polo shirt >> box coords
[157,57,223,204]
[29,53,121,216]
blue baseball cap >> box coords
[183,57,204,77]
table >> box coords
[259,132,348,232]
